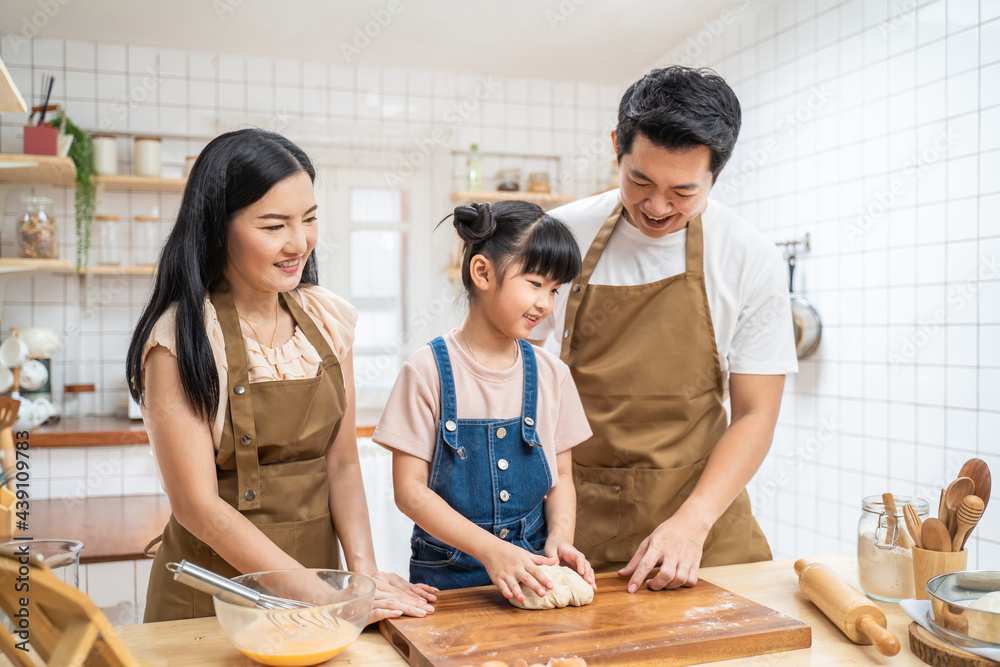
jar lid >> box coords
[95,214,121,221]
[90,133,116,139]
[20,194,53,205]
[134,136,162,142]
[861,494,929,516]
[134,215,159,222]
[528,172,550,180]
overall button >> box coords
[240,434,251,446]
[244,490,256,501]
[524,417,535,426]
[497,459,509,470]
[498,528,509,539]
[445,420,457,432]
[499,490,510,502]
[496,427,507,439]
[573,283,582,292]
[234,385,245,395]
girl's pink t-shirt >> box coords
[373,330,592,488]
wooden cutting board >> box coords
[380,572,811,666]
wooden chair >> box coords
[0,547,152,667]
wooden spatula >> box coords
[921,518,952,552]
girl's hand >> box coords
[368,570,438,622]
[545,536,597,590]
[479,540,558,602]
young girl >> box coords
[374,200,596,603]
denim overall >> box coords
[409,337,552,590]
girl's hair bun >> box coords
[453,202,497,244]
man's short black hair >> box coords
[616,66,741,182]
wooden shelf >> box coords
[0,257,74,274]
[94,174,186,192]
[450,191,576,210]
[0,153,76,186]
[82,264,156,275]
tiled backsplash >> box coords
[686,0,999,566]
[0,35,618,421]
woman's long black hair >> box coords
[126,129,317,422]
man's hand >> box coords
[617,513,710,592]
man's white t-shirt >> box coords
[532,189,798,399]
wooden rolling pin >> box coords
[794,559,900,656]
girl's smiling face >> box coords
[225,171,318,296]
[483,267,561,340]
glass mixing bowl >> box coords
[214,569,375,667]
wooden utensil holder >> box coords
[912,546,968,600]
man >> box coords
[531,66,797,593]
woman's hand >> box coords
[479,540,558,603]
[618,513,708,592]
[368,570,438,622]
[544,536,597,590]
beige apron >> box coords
[143,282,345,621]
[561,201,771,573]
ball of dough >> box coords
[509,565,594,610]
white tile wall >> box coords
[669,0,998,567]
[0,35,616,429]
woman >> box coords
[126,128,436,622]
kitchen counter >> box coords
[108,555,928,666]
[30,415,378,447]
[23,494,171,563]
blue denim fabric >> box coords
[409,337,552,590]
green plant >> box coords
[51,113,95,270]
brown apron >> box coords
[143,281,345,621]
[561,201,772,573]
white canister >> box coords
[134,137,162,177]
[134,214,160,265]
[91,134,117,175]
[94,214,121,265]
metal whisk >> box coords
[167,560,340,634]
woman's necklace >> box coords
[459,327,516,366]
[235,297,280,349]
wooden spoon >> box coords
[958,458,991,513]
[882,493,913,548]
[944,477,975,537]
[921,518,952,552]
[903,504,923,549]
[952,495,985,552]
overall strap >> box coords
[428,337,463,457]
[518,340,540,447]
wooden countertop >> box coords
[30,415,377,447]
[110,555,928,666]
[22,495,171,563]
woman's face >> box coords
[225,171,318,297]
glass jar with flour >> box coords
[857,495,928,602]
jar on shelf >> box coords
[134,136,162,177]
[497,168,521,192]
[857,494,928,602]
[94,214,121,265]
[18,194,57,259]
[528,172,551,194]
[134,214,160,265]
[91,134,118,175]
